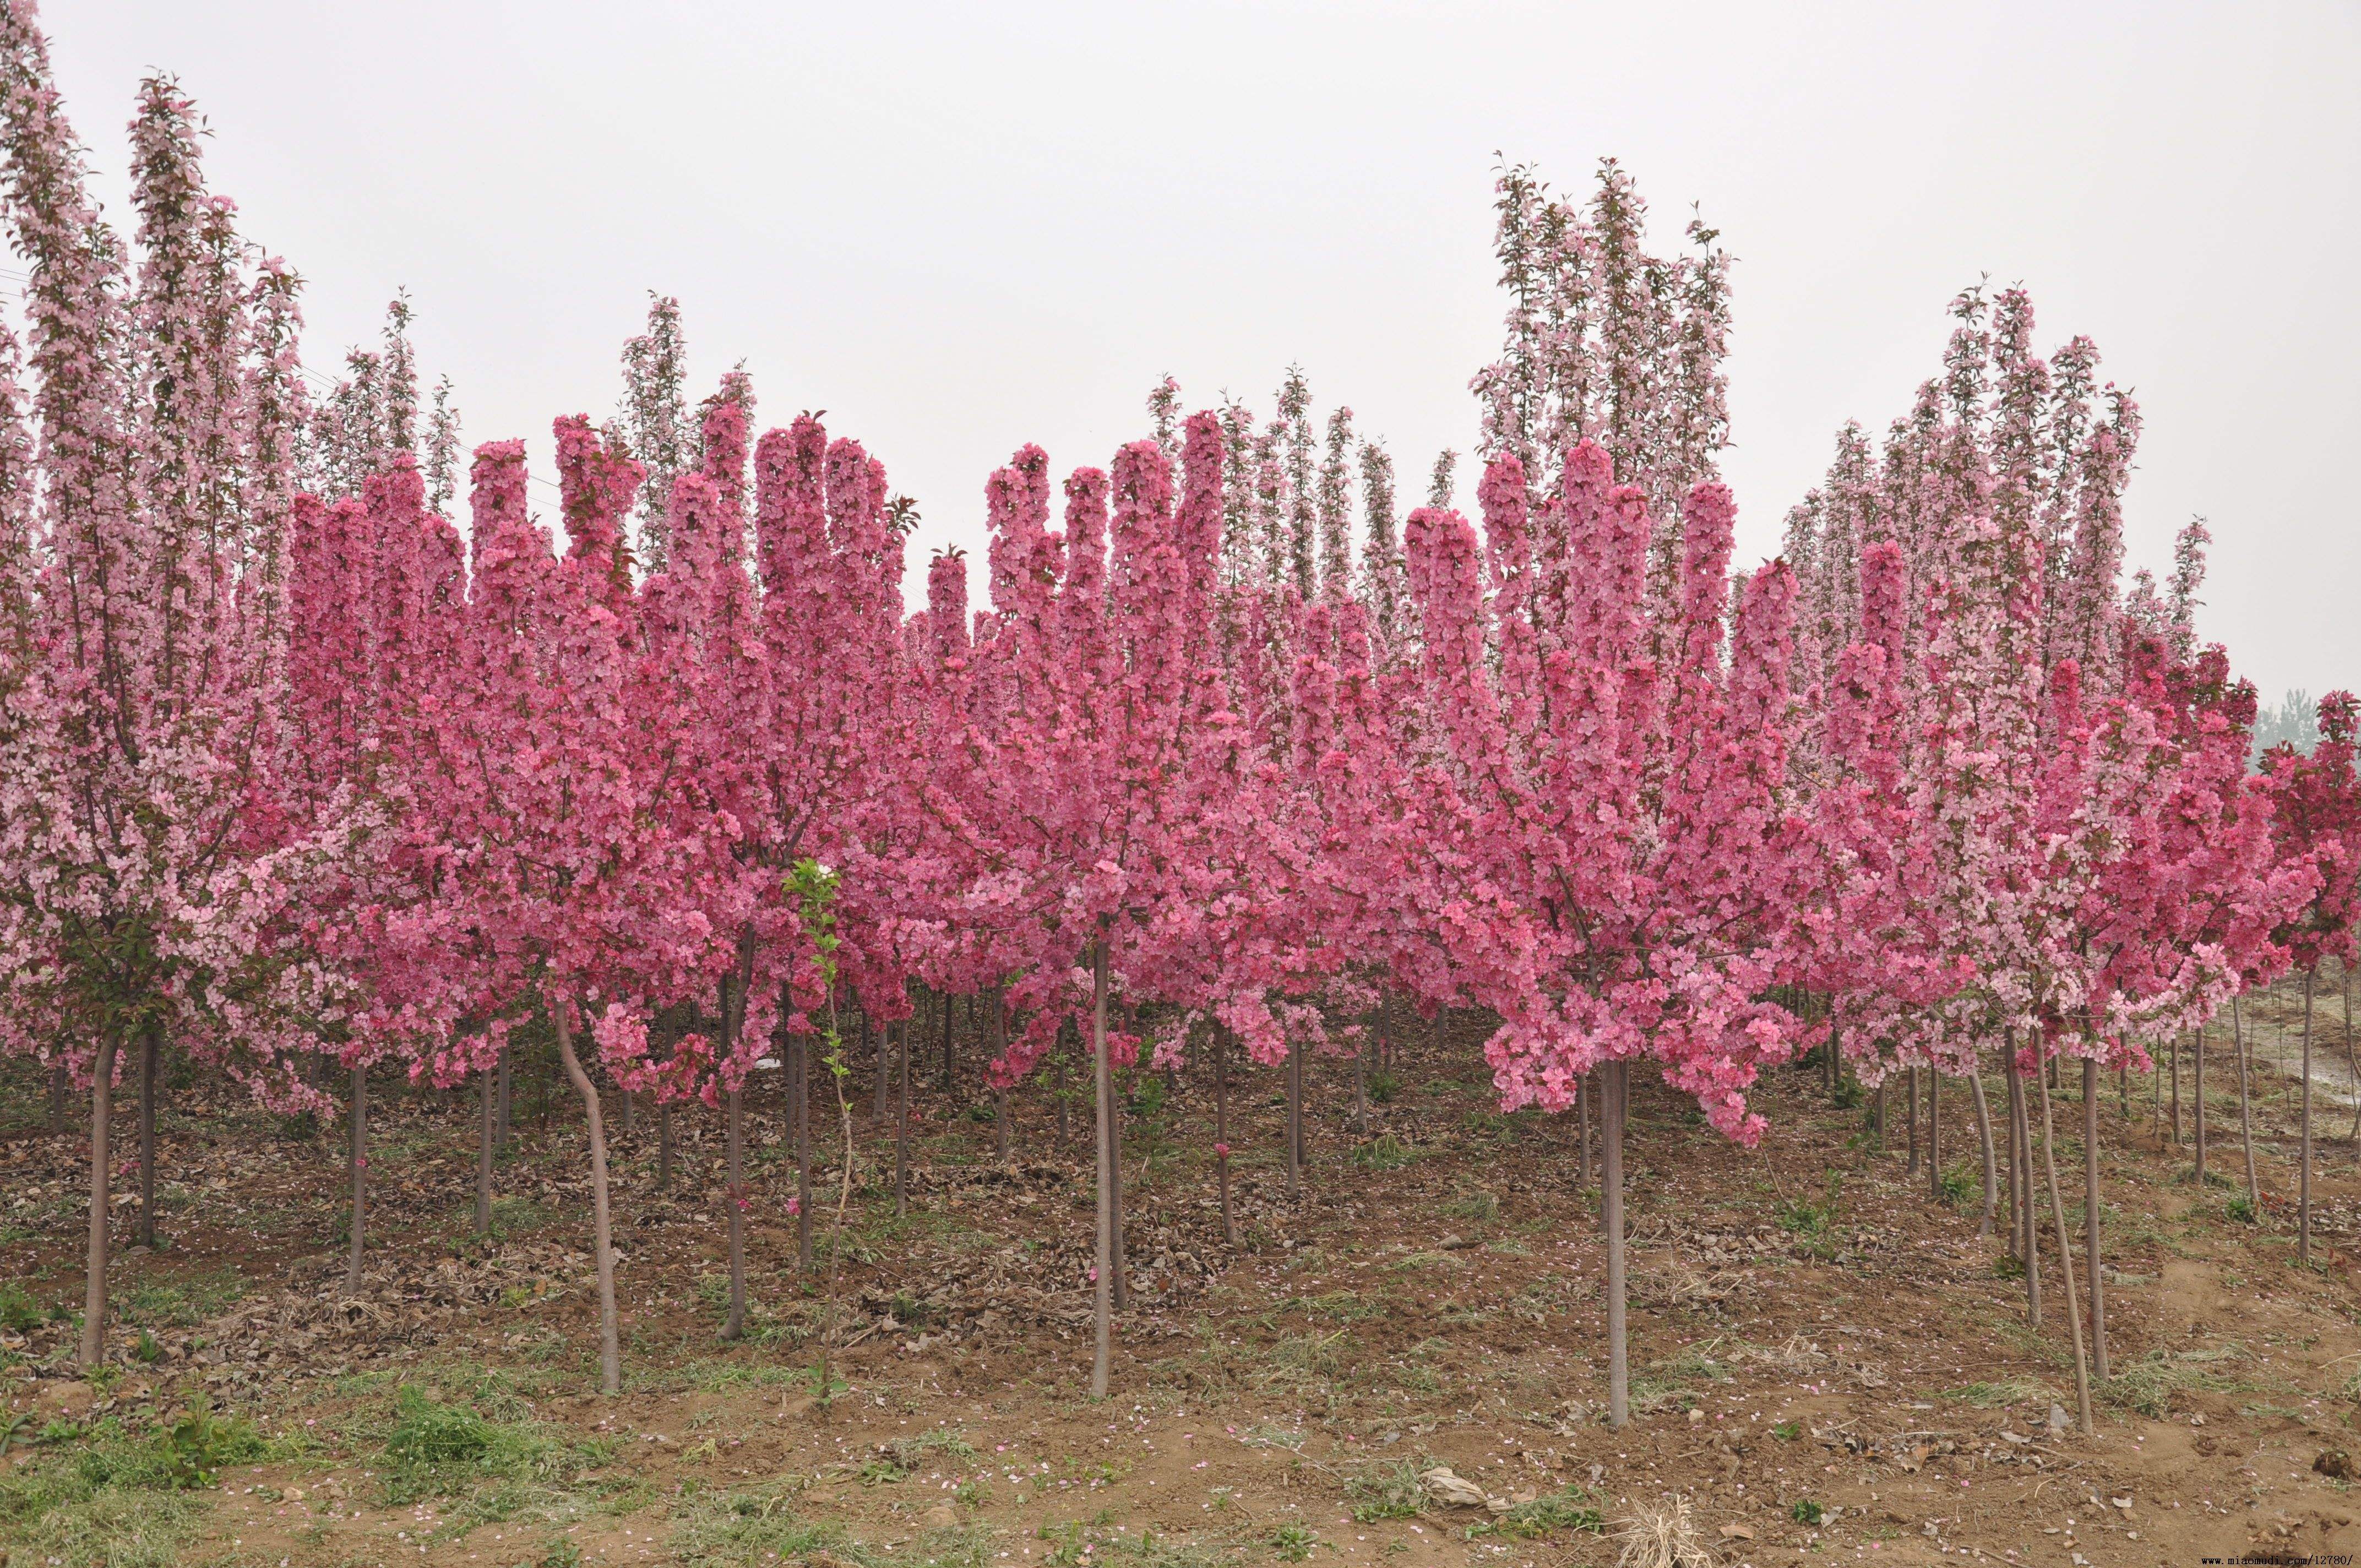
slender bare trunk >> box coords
[815,1001,858,1417]
[2036,1063,2092,1434]
[476,1065,496,1237]
[1873,1079,1885,1152]
[345,1064,368,1294]
[1293,1034,1313,1195]
[1928,1070,1941,1197]
[2082,1058,2107,1380]
[1090,937,1113,1400]
[1906,1066,1919,1174]
[136,1028,158,1250]
[2007,1045,2039,1326]
[1603,1059,1629,1427]
[1110,1050,1129,1311]
[940,988,954,1092]
[894,1019,910,1217]
[2003,1061,2020,1260]
[657,1102,674,1189]
[1214,1026,1235,1245]
[1971,1070,1996,1239]
[1578,1072,1592,1184]
[2195,1025,2207,1185]
[723,1087,746,1340]
[2234,993,2259,1211]
[80,1037,119,1369]
[987,985,1009,1165]
[795,1028,813,1270]
[2169,1023,2180,1145]
[622,1088,635,1137]
[1353,1037,1368,1135]
[552,997,621,1395]
[2300,967,2315,1265]
[2345,966,2359,1144]
[496,1047,511,1153]
[867,1009,886,1123]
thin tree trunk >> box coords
[2234,992,2259,1212]
[1873,1079,1885,1152]
[2196,1025,2207,1184]
[2300,967,2315,1265]
[658,1101,674,1189]
[496,1047,511,1153]
[136,1027,158,1250]
[80,1037,119,1369]
[1971,1069,1996,1239]
[477,1065,496,1237]
[1056,1046,1070,1144]
[1110,1051,1129,1312]
[940,988,954,1091]
[868,1009,886,1123]
[2169,1023,2181,1144]
[1932,1070,1945,1196]
[622,1089,635,1137]
[2036,1061,2093,1434]
[1578,1072,1592,1184]
[2008,1047,2040,1325]
[2003,1061,2020,1260]
[793,1026,813,1270]
[1214,1026,1235,1245]
[987,985,1009,1164]
[1603,1059,1629,1428]
[2082,1058,2107,1380]
[552,997,621,1395]
[895,1019,910,1217]
[345,1064,368,1294]
[1353,1036,1368,1135]
[1090,937,1114,1400]
[723,1086,746,1338]
[1285,1037,1303,1200]
[2345,965,2359,1144]
[1906,1066,1919,1175]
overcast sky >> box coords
[40,1,2361,701]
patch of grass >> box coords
[1368,1068,1402,1104]
[885,1426,977,1467]
[1939,1376,2061,1408]
[0,1280,42,1331]
[1773,1172,1844,1257]
[1349,1133,1419,1171]
[377,1382,614,1525]
[1936,1162,1978,1208]
[1791,1499,1824,1526]
[118,1272,244,1329]
[2225,1193,2259,1224]
[668,1482,853,1567]
[1272,1289,1383,1324]
[1470,1484,1606,1540]
[1630,1348,1724,1414]
[1267,1522,1318,1561]
[2102,1345,2245,1417]
[1345,1458,1426,1522]
[1440,1187,1500,1224]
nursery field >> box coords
[6,986,2360,1568]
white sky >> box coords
[43,1,2361,701]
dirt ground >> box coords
[4,986,2360,1568]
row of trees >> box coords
[1,0,2351,1431]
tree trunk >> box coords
[1285,1037,1303,1200]
[723,1087,746,1340]
[496,1047,511,1153]
[622,1088,635,1137]
[2003,1061,2020,1260]
[2345,965,2359,1144]
[658,1101,674,1189]
[2169,1023,2181,1144]
[1056,1045,1070,1144]
[1928,1069,1941,1197]
[1970,1069,1996,1239]
[1353,1036,1368,1135]
[2234,992,2260,1212]
[345,1064,368,1295]
[1873,1079,1885,1152]
[2300,967,2315,1265]
[2036,1061,2093,1434]
[794,1028,813,1270]
[867,1009,886,1123]
[80,1037,119,1369]
[2007,1046,2039,1326]
[1603,1059,1629,1428]
[1578,1072,1592,1184]
[940,988,954,1091]
[2082,1058,2107,1380]
[1906,1066,1919,1175]
[1090,937,1114,1400]
[1215,1026,1235,1245]
[2195,1025,2207,1185]
[552,997,622,1395]
[1110,1052,1129,1312]
[477,1064,496,1237]
[987,985,1009,1165]
[136,1027,159,1250]
[894,1019,910,1217]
